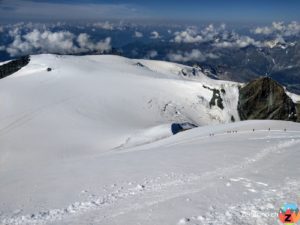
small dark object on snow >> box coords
[47,68,52,72]
[231,115,235,122]
[136,62,144,67]
[171,122,197,135]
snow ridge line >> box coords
[165,130,300,149]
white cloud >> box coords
[171,24,227,44]
[253,27,274,35]
[146,50,158,59]
[285,21,300,36]
[0,46,5,51]
[272,21,285,31]
[171,24,264,49]
[134,31,143,38]
[93,21,114,30]
[173,28,203,44]
[6,29,111,57]
[150,31,161,39]
[253,21,300,37]
[214,35,262,48]
[167,49,218,62]
[8,26,22,37]
[77,33,111,53]
[235,36,261,48]
[253,22,283,35]
[170,23,292,49]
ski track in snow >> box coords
[1,132,299,225]
[100,176,287,225]
[177,179,300,225]
[0,96,76,137]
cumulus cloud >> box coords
[171,24,226,44]
[253,21,300,37]
[214,36,262,48]
[150,31,161,39]
[173,28,203,44]
[134,31,143,38]
[93,21,114,30]
[167,49,218,62]
[171,23,260,49]
[170,23,292,49]
[8,26,22,37]
[5,29,111,57]
[253,27,273,35]
[146,50,158,59]
[77,33,111,52]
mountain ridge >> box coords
[238,76,299,122]
[0,54,299,126]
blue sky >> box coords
[0,0,300,22]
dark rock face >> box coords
[171,123,197,135]
[238,77,298,121]
[202,85,224,110]
[0,56,30,79]
[296,104,300,123]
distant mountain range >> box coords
[119,40,300,94]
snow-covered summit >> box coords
[0,54,300,225]
[0,54,240,150]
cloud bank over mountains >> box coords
[0,21,299,60]
[170,22,299,50]
[5,28,111,57]
[167,49,219,62]
[253,21,300,37]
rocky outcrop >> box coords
[203,85,225,110]
[238,77,298,121]
[0,56,30,79]
[296,104,300,122]
[171,122,197,135]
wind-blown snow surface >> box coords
[0,55,299,225]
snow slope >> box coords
[0,54,299,225]
[0,54,240,153]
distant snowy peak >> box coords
[263,39,296,49]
